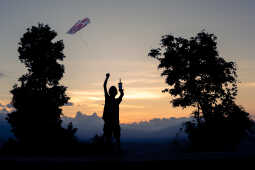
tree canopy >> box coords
[149,31,253,151]
[6,24,77,153]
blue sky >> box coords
[0,0,254,122]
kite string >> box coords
[77,31,88,48]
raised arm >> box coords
[117,89,124,104]
[104,73,110,96]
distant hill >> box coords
[0,109,189,143]
[1,109,255,155]
[62,112,190,142]
[0,109,13,147]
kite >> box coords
[67,17,90,35]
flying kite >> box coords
[67,17,90,35]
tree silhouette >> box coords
[149,31,253,151]
[6,24,77,153]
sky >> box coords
[0,0,254,123]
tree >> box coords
[6,24,77,152]
[149,31,253,150]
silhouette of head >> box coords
[109,86,117,97]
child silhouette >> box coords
[103,73,124,149]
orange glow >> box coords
[63,87,193,123]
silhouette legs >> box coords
[103,121,121,152]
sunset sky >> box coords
[0,0,254,123]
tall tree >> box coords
[7,24,76,151]
[149,31,253,150]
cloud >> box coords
[124,91,162,100]
[6,104,14,109]
[0,109,13,146]
[0,103,15,112]
[69,88,163,103]
[64,102,74,106]
[239,82,255,87]
[0,73,4,78]
[0,110,189,143]
[63,112,190,142]
[62,112,104,141]
[0,108,9,114]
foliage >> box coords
[6,24,77,153]
[149,31,253,150]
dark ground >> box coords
[0,142,255,168]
